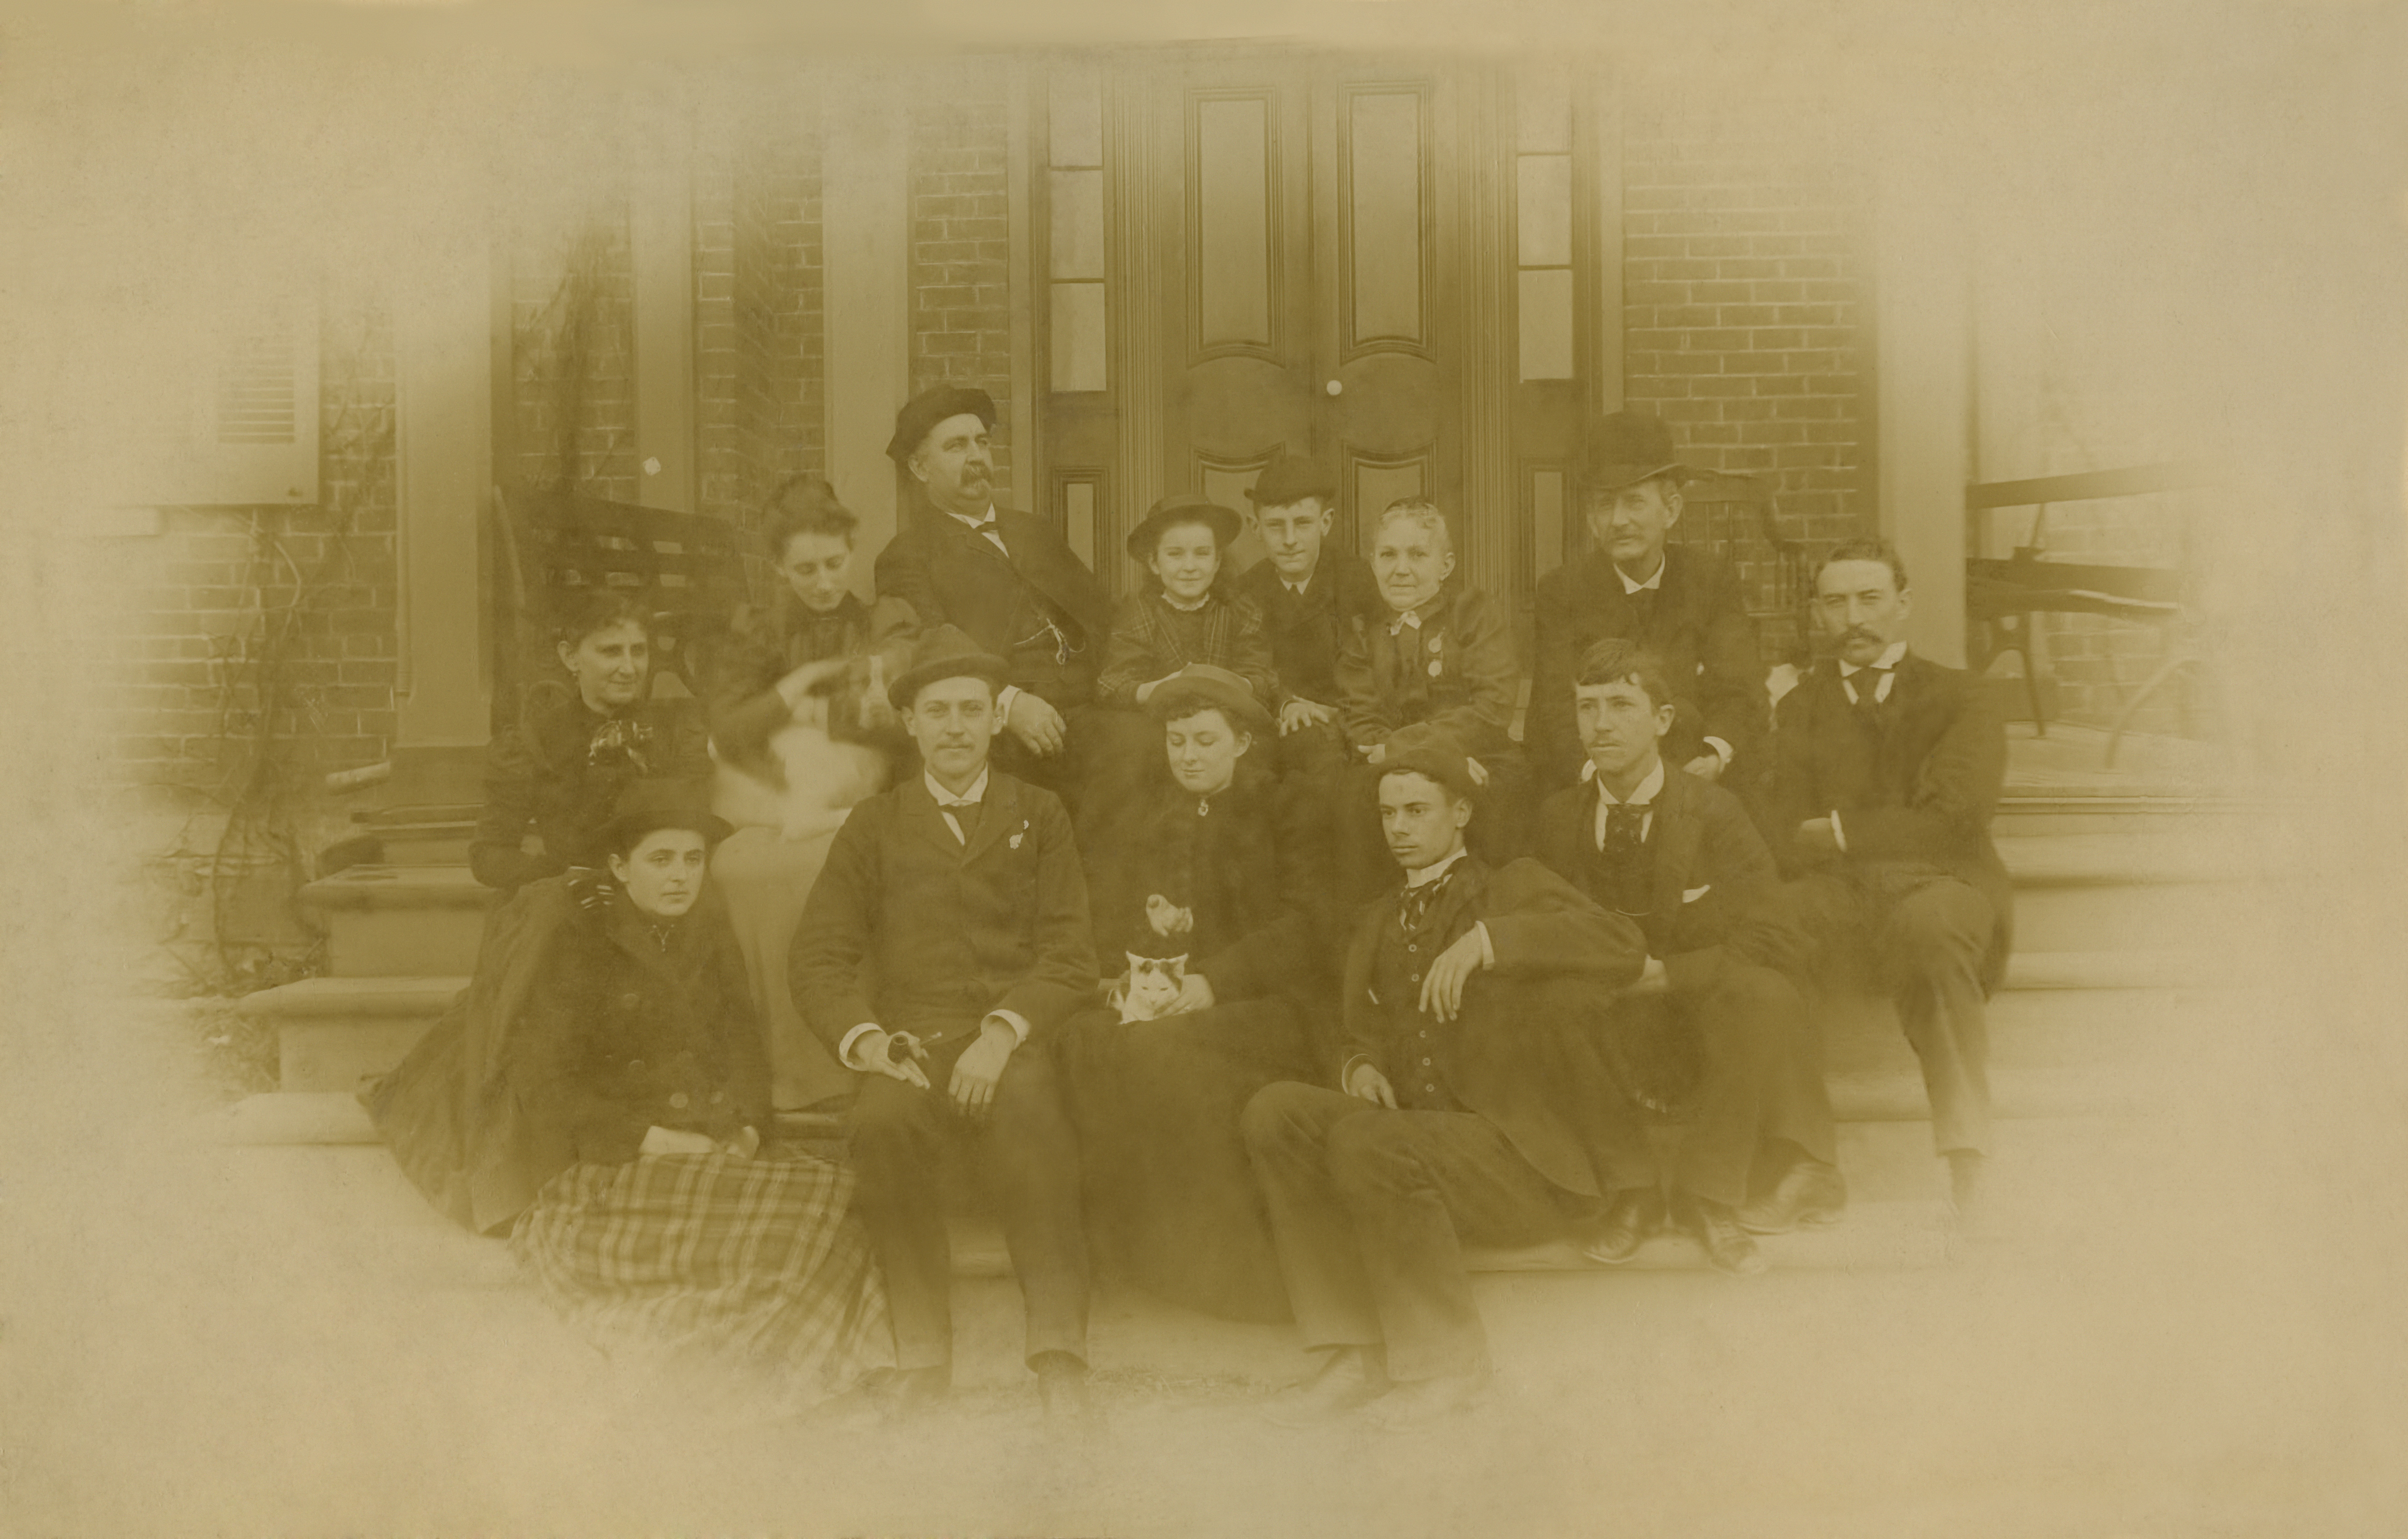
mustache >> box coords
[1839,625,1883,646]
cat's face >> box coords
[1118,953,1188,1022]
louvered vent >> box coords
[215,319,300,446]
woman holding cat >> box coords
[704,475,920,1112]
[1058,665,1336,1322]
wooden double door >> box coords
[1041,47,1599,606]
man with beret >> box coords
[1528,411,1766,795]
[1232,452,1384,772]
[1240,722,1648,1429]
[789,624,1102,1424]
[874,385,1114,795]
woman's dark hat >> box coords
[1578,411,1690,494]
[601,779,733,852]
[885,385,997,466]
[1148,663,1273,734]
[1246,452,1338,509]
[1126,493,1243,560]
[887,623,1012,708]
[1378,721,1479,798]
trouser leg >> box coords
[847,1072,956,1372]
[1241,1082,1386,1352]
[1673,968,1818,1204]
[1878,877,1996,1156]
[981,1041,1092,1366]
[1325,1109,1579,1382]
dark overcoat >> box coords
[788,770,1100,1051]
[1335,857,1648,1197]
[1233,551,1385,708]
[468,683,712,892]
[1332,579,1521,759]
[1527,547,1764,790]
[872,507,1114,705]
[1761,653,2015,990]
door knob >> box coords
[1324,379,1343,396]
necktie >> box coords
[1388,609,1423,637]
[1847,666,1891,724]
[1398,868,1452,933]
[1601,803,1648,861]
[938,798,981,844]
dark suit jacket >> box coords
[1337,857,1647,1197]
[1333,580,1521,758]
[469,684,713,893]
[1234,552,1384,708]
[789,769,1100,1050]
[1529,547,1763,790]
[1762,653,2014,989]
[873,506,1114,703]
[1532,763,1804,995]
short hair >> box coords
[1373,497,1453,552]
[1817,536,1909,593]
[552,588,653,650]
[1575,638,1674,710]
[761,475,859,557]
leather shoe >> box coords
[1261,1345,1390,1427]
[1672,1192,1767,1277]
[1577,1187,1665,1265]
[1361,1369,1490,1431]
[1736,1158,1848,1235]
[1033,1351,1103,1432]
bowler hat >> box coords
[1126,493,1242,561]
[600,779,734,854]
[885,385,998,466]
[1246,452,1338,509]
[887,623,1012,709]
[1148,663,1272,734]
[1578,411,1690,494]
[1378,721,1480,799]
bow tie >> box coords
[1387,610,1423,635]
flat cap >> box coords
[1378,721,1480,799]
[1246,451,1338,509]
[887,623,1012,709]
[886,385,998,466]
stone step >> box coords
[299,865,496,977]
[237,975,465,1093]
[349,804,479,868]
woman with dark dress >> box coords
[469,592,712,896]
[702,476,919,1111]
[370,783,890,1413]
[1059,665,1337,1322]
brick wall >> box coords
[511,213,640,503]
[734,103,827,530]
[1620,87,1876,558]
[908,87,1015,498]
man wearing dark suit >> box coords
[1529,411,1765,795]
[1764,537,2013,1218]
[789,625,1101,1423]
[1232,452,1384,776]
[1240,723,1648,1429]
[1531,639,1841,1276]
[873,385,1115,795]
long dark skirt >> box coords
[1056,997,1320,1323]
[508,1146,892,1412]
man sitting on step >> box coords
[1530,639,1841,1277]
[1240,722,1649,1429]
[789,624,1101,1426]
[1763,537,2014,1220]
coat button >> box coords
[1420,1057,1431,1067]
[1407,943,1417,953]
[669,1092,690,1110]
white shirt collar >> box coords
[1404,846,1470,888]
[923,767,990,807]
[1616,557,1666,593]
[946,504,999,530]
[1160,588,1213,614]
[1839,640,1909,676]
[1595,759,1666,807]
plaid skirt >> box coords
[509,1148,892,1409]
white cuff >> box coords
[983,1009,1031,1047]
[1829,810,1848,854]
[838,1023,882,1070]
[1340,1053,1372,1092]
[1473,921,1494,969]
[996,684,1022,719]
[1704,736,1733,766]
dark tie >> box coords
[1625,585,1657,633]
[1398,869,1453,934]
[1602,803,1648,862]
[1849,666,1891,724]
[940,798,981,843]
[1599,803,1651,916]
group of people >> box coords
[367,388,2011,1433]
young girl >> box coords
[1095,494,1279,710]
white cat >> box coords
[712,720,887,840]
[1111,953,1189,1024]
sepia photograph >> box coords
[2,1,2404,1534]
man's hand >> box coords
[1794,817,1841,856]
[1005,691,1068,757]
[640,1125,719,1157]
[1168,973,1216,1016]
[722,1125,762,1160]
[1683,753,1725,783]
[949,1019,1019,1118]
[1417,929,1490,1022]
[1279,698,1334,736]
[1618,956,1670,997]
[1361,742,1388,766]
[858,1029,932,1089]
[1344,1059,1398,1109]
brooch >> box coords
[1009,821,1027,849]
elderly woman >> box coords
[369,782,890,1415]
[1059,665,1334,1323]
[470,591,712,895]
[704,475,919,1111]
